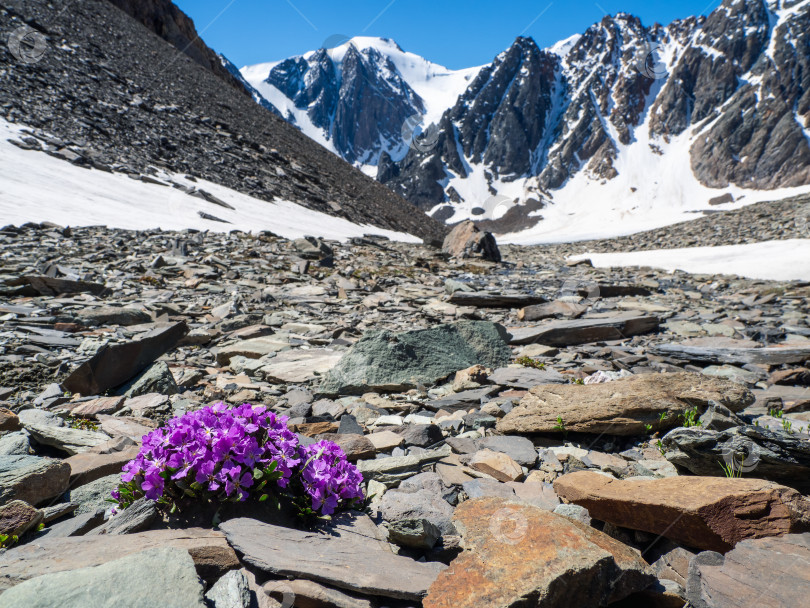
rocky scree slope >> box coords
[0,222,810,606]
[0,0,446,242]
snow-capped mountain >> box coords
[246,0,810,242]
[240,37,481,168]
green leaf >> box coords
[259,494,268,502]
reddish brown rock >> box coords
[314,434,375,461]
[553,472,810,552]
[423,497,655,608]
[0,528,238,591]
[441,221,500,263]
[469,449,523,482]
[66,444,139,486]
[498,372,754,436]
[0,500,42,537]
[0,407,20,432]
[69,396,126,418]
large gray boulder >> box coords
[0,547,206,608]
[319,321,511,395]
[662,425,810,491]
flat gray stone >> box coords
[379,488,456,535]
[0,455,70,507]
[69,474,120,515]
[205,570,252,608]
[120,361,178,397]
[0,432,31,456]
[219,517,446,601]
[477,435,538,467]
[24,424,111,456]
[356,446,451,486]
[488,367,566,388]
[0,547,206,608]
[86,497,157,535]
[508,313,659,346]
[0,528,239,592]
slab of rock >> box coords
[120,360,178,397]
[215,335,290,366]
[258,348,342,383]
[313,434,375,461]
[662,425,810,491]
[508,313,659,346]
[0,547,206,608]
[69,396,125,418]
[423,497,655,608]
[319,321,511,395]
[366,430,405,451]
[0,408,20,432]
[219,517,446,601]
[685,533,810,608]
[442,221,501,263]
[265,579,372,608]
[0,528,238,591]
[518,300,587,321]
[379,487,456,535]
[205,570,252,608]
[86,497,157,535]
[66,438,139,486]
[475,435,537,468]
[447,291,546,308]
[0,500,42,537]
[388,518,442,550]
[0,455,70,507]
[70,306,152,327]
[3,275,106,297]
[650,340,810,366]
[498,372,754,436]
[24,424,111,456]
[488,366,565,388]
[469,449,524,482]
[357,446,450,486]
[62,321,188,395]
[553,471,810,552]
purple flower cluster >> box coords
[299,441,365,514]
[114,403,363,515]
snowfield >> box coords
[570,239,810,282]
[0,118,421,243]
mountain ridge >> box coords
[245,0,810,241]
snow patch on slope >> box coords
[570,239,810,282]
[0,119,420,243]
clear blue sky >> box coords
[174,0,721,70]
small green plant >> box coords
[782,418,793,434]
[769,407,784,418]
[644,423,653,433]
[681,407,701,428]
[656,439,665,455]
[67,416,99,432]
[572,378,585,386]
[659,412,668,423]
[516,356,545,370]
[0,533,18,549]
[719,460,743,479]
[554,416,567,436]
